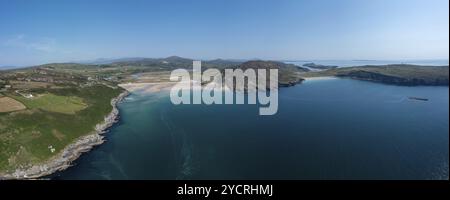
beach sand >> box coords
[119,82,176,93]
[118,81,231,94]
[302,76,337,81]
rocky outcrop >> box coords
[0,91,129,180]
[278,77,305,87]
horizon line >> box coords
[1,57,449,68]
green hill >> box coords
[302,64,449,86]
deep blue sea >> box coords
[52,78,449,180]
[285,59,449,68]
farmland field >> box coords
[13,93,87,114]
[0,97,26,112]
[9,81,53,89]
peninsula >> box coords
[301,64,449,86]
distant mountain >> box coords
[66,56,246,69]
[206,58,239,65]
[110,56,192,69]
[110,56,243,69]
[203,59,242,69]
[163,56,192,63]
[76,57,147,65]
[0,65,21,70]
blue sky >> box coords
[0,0,448,66]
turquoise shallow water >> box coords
[52,78,449,180]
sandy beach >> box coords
[119,82,176,93]
[302,76,337,81]
[118,81,229,94]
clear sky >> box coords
[0,0,448,66]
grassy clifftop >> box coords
[0,85,123,173]
[302,64,449,86]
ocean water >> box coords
[285,59,449,68]
[52,78,449,180]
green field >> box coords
[12,93,87,114]
[0,85,123,172]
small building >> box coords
[48,145,56,153]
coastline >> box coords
[0,90,130,180]
[119,82,176,93]
[119,81,205,93]
[302,76,337,81]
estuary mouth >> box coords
[168,61,279,115]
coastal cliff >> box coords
[0,91,129,179]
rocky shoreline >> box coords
[0,91,130,180]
